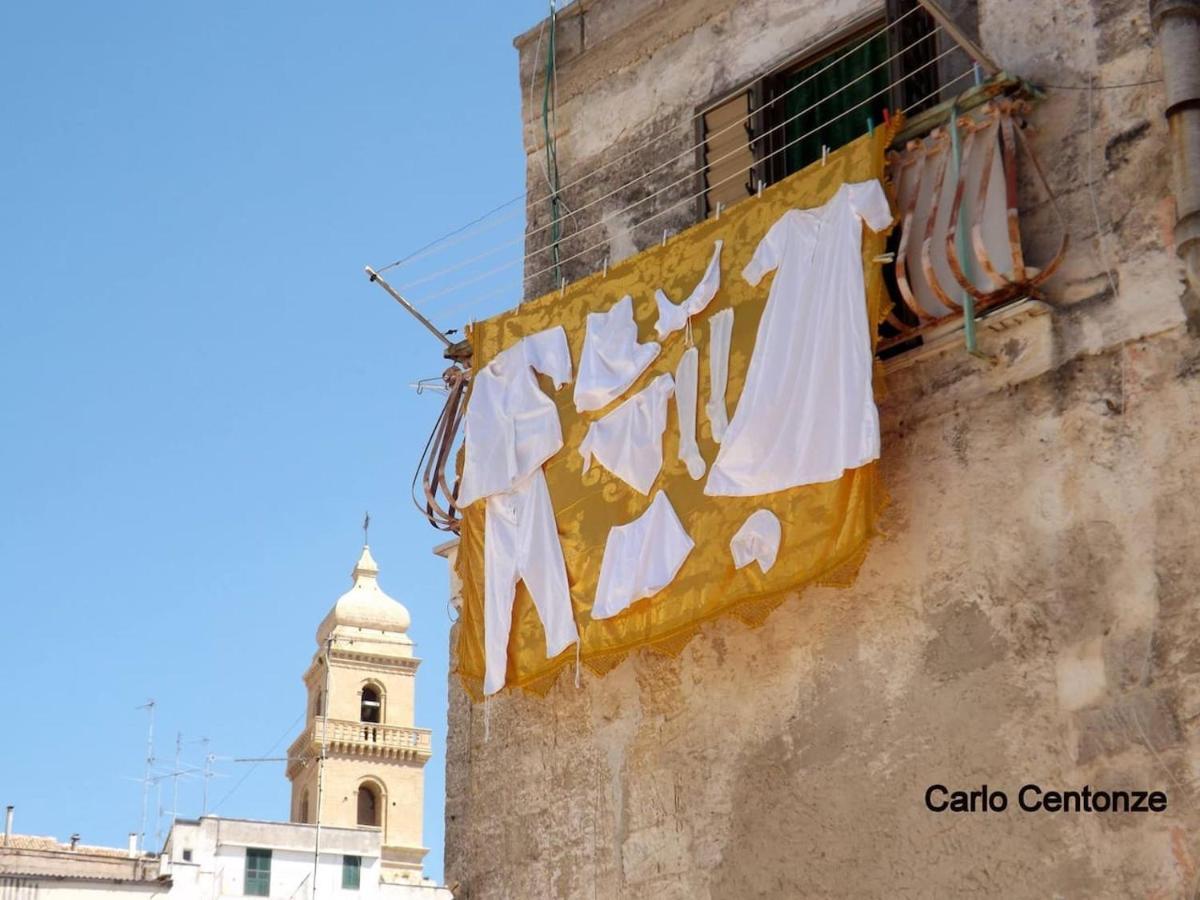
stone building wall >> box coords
[444,0,1200,897]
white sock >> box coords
[706,308,734,443]
[675,346,706,479]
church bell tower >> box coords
[286,545,432,883]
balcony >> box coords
[286,717,432,772]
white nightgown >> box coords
[705,180,893,496]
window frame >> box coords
[341,856,362,891]
[244,848,272,898]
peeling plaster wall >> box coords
[444,0,1200,897]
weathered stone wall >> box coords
[444,0,1200,896]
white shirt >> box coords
[574,294,660,412]
[458,326,573,508]
[654,240,723,339]
[705,180,893,496]
[579,373,674,495]
[592,491,694,620]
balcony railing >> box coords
[287,717,432,767]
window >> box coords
[299,790,310,824]
[342,856,361,891]
[182,849,193,862]
[699,1,964,217]
[356,785,379,827]
[244,848,271,897]
[313,690,324,718]
[359,686,381,724]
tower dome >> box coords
[316,545,412,643]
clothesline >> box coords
[433,58,978,322]
[370,4,928,278]
[396,23,946,296]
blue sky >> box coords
[0,2,549,882]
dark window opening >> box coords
[356,785,379,827]
[360,686,381,724]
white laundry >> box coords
[705,307,734,443]
[574,294,660,412]
[654,240,723,339]
[730,509,782,573]
[483,469,578,696]
[706,180,893,496]
[579,373,674,495]
[592,491,695,620]
[458,326,573,508]
[674,346,706,479]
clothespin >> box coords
[756,178,764,198]
[602,255,609,278]
[882,108,890,128]
[821,145,828,167]
[662,229,668,247]
[866,115,874,136]
[560,276,566,296]
[872,252,895,264]
[716,201,724,220]
[684,316,694,349]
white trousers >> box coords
[483,469,578,695]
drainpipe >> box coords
[1152,0,1200,294]
[4,806,12,846]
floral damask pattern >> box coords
[454,125,897,698]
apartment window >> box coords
[182,849,193,862]
[342,856,362,891]
[699,1,955,216]
[244,848,271,897]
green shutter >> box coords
[245,848,272,897]
[774,30,891,176]
[342,856,361,891]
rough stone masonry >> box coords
[443,0,1200,896]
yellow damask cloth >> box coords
[455,126,895,699]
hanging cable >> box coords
[438,65,979,321]
[415,41,965,309]
[398,26,949,300]
[370,5,927,278]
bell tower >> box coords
[286,545,432,884]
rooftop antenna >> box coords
[136,699,156,855]
[170,732,183,836]
[200,740,214,816]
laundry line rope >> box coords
[416,42,969,312]
[370,5,929,278]
[394,23,947,297]
[436,64,978,321]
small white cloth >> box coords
[674,346,706,479]
[574,295,660,413]
[459,326,573,507]
[706,180,893,496]
[579,374,674,495]
[730,509,782,573]
[483,469,578,695]
[654,240,723,339]
[705,308,734,443]
[592,491,694,620]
